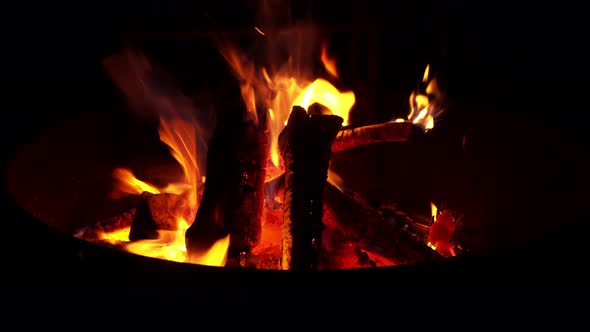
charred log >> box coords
[279,104,343,271]
[231,122,268,255]
[332,121,413,153]
[184,122,240,262]
[186,90,268,264]
[323,182,444,265]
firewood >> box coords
[186,117,267,264]
[331,121,413,153]
[76,192,191,243]
[232,121,268,253]
[279,104,343,270]
[323,182,443,265]
[185,122,241,261]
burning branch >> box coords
[279,104,343,270]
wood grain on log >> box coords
[331,121,413,153]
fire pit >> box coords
[4,0,590,287]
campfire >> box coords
[70,5,463,270]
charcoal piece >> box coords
[129,192,159,241]
[279,104,343,270]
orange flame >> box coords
[158,117,199,210]
[100,49,232,266]
[321,43,339,78]
[111,168,161,197]
[110,116,199,213]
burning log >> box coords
[331,121,414,153]
[232,122,268,254]
[323,178,444,265]
[186,107,268,265]
[279,104,343,270]
[126,191,192,241]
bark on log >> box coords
[279,104,343,270]
[331,121,413,153]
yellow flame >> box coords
[394,118,406,123]
[112,168,161,197]
[408,64,441,131]
[264,77,354,168]
[431,202,438,222]
[427,241,437,250]
[321,44,339,78]
[158,117,199,210]
[98,215,230,267]
[99,227,131,244]
[124,217,190,263]
[293,78,355,125]
[422,64,430,83]
[187,234,231,267]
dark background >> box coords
[1,0,589,292]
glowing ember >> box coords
[321,43,339,78]
[427,202,457,257]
